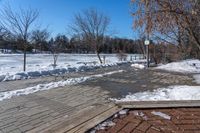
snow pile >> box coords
[0,54,144,82]
[113,85,200,101]
[193,74,200,84]
[0,70,124,101]
[131,63,145,69]
[1,62,126,82]
[151,111,171,120]
[156,59,200,73]
[0,77,89,101]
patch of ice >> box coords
[113,85,200,101]
[156,59,200,73]
[131,63,145,69]
[151,111,171,120]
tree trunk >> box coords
[97,52,102,64]
[23,49,26,71]
[53,54,58,69]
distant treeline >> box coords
[0,35,145,54]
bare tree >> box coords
[131,0,200,52]
[31,29,50,52]
[0,5,39,71]
[116,50,128,61]
[70,8,110,63]
[47,37,64,68]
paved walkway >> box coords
[82,67,196,98]
[95,108,200,133]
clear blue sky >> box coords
[0,0,138,39]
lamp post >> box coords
[144,39,150,67]
[144,0,150,68]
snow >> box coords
[0,70,124,101]
[0,54,140,82]
[133,111,148,120]
[131,63,145,69]
[193,74,200,84]
[151,111,171,120]
[112,59,200,102]
[90,109,129,133]
[156,59,200,73]
[118,109,129,115]
[91,121,116,132]
[113,85,200,101]
[0,77,88,101]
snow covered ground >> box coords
[156,59,200,91]
[114,85,200,101]
[193,74,200,84]
[156,59,200,73]
[0,54,143,81]
[113,59,200,102]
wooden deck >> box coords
[29,104,121,133]
[0,84,121,133]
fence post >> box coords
[103,55,106,64]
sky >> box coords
[0,0,138,39]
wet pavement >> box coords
[81,64,196,98]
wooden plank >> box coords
[59,105,116,133]
[39,104,118,133]
[69,106,121,133]
[116,100,200,109]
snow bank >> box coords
[131,63,145,69]
[0,77,89,101]
[113,85,200,101]
[156,59,200,73]
[0,70,124,101]
[0,62,127,82]
[0,54,145,82]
